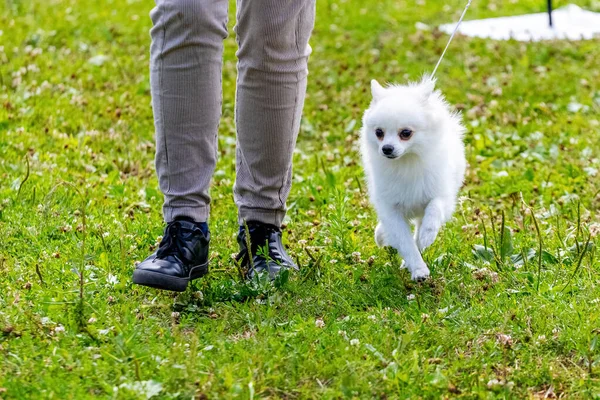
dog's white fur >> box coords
[360,77,466,281]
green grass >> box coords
[1,0,600,397]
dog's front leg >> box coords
[377,204,430,281]
[418,198,445,251]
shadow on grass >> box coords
[171,249,448,318]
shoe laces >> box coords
[244,223,282,256]
[247,222,280,237]
[156,221,193,261]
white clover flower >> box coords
[536,335,547,344]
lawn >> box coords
[1,0,600,398]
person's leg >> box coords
[233,0,316,227]
[134,0,228,292]
[151,0,229,223]
[232,0,315,279]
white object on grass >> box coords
[88,54,110,66]
[440,4,600,41]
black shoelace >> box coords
[245,223,282,257]
[246,222,279,239]
[156,222,189,260]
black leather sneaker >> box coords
[132,219,209,292]
[236,221,298,280]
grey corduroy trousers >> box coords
[149,0,315,226]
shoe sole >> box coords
[132,262,209,292]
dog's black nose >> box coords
[382,145,394,155]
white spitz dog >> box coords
[361,77,466,281]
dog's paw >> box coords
[417,225,439,251]
[400,259,407,270]
[410,263,430,282]
[374,223,387,247]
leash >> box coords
[431,0,473,78]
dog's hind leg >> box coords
[406,218,421,272]
[376,205,429,281]
[374,222,387,247]
[418,198,445,251]
[413,218,421,242]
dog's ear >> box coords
[371,79,386,102]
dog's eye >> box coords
[399,129,413,140]
[375,128,384,140]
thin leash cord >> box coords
[431,0,473,78]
